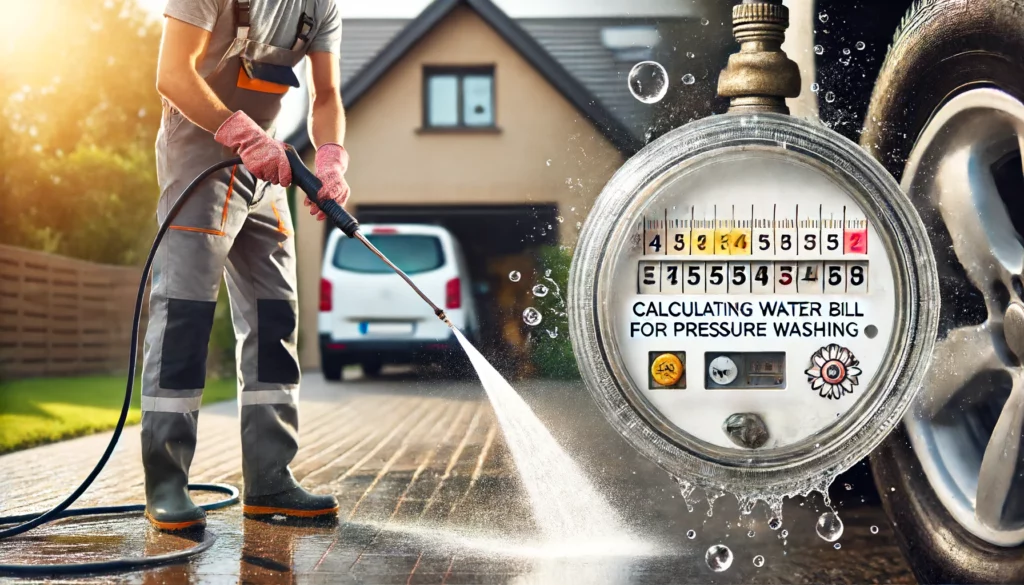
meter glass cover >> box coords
[569,114,938,493]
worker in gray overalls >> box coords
[145,0,350,531]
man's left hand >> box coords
[305,143,350,221]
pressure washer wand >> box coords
[284,149,451,326]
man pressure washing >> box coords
[144,0,349,531]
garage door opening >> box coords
[345,205,560,372]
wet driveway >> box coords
[0,371,915,583]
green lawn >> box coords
[0,376,237,454]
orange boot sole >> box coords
[145,511,207,532]
[242,503,340,518]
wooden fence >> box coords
[0,245,143,379]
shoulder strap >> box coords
[234,0,251,40]
[291,0,316,51]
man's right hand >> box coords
[214,111,293,187]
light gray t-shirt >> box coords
[164,0,341,77]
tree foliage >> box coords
[0,0,162,265]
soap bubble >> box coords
[870,525,879,534]
[545,269,552,277]
[546,328,558,339]
[628,61,669,104]
[810,83,820,93]
[814,45,824,55]
[768,517,782,530]
[705,545,733,572]
[509,271,521,282]
[753,555,765,567]
[747,530,755,538]
[825,91,836,103]
[816,511,844,542]
[545,159,551,166]
[682,74,695,85]
[780,529,788,538]
[834,542,842,550]
[686,529,696,539]
[700,17,709,25]
[522,307,543,326]
[532,284,549,297]
[856,41,866,50]
[818,11,829,22]
[842,47,851,55]
[686,51,695,58]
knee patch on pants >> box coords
[161,299,216,390]
[257,299,300,384]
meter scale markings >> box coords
[636,205,871,294]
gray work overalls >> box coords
[142,0,315,516]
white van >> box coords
[318,224,479,380]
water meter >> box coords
[569,1,939,495]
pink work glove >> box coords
[303,143,351,222]
[214,111,292,187]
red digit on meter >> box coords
[844,229,868,254]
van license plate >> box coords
[362,322,415,336]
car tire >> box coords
[322,358,344,382]
[362,360,383,378]
[861,0,1024,583]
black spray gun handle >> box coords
[284,147,360,238]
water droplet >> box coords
[870,525,879,534]
[700,17,709,26]
[890,487,896,492]
[856,41,866,50]
[844,483,852,490]
[682,73,695,85]
[818,11,829,22]
[747,530,755,538]
[842,47,851,55]
[509,271,521,282]
[546,328,558,339]
[532,284,549,298]
[816,511,844,542]
[825,91,836,103]
[810,82,820,93]
[768,517,782,531]
[627,61,669,104]
[576,222,582,229]
[686,51,695,59]
[546,159,551,166]
[705,545,733,572]
[834,542,842,550]
[814,44,824,55]
[687,529,697,539]
[522,307,543,327]
[780,529,788,538]
[753,555,765,567]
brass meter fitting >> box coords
[717,0,801,115]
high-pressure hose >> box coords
[0,149,449,576]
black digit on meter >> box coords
[648,234,661,253]
[673,233,686,251]
[850,265,865,286]
[687,265,702,286]
[826,233,840,251]
[709,265,724,286]
[828,265,843,286]
[755,265,769,286]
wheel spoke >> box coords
[916,322,1007,419]
[932,137,1024,289]
[976,374,1024,530]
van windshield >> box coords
[334,234,445,275]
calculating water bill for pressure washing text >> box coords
[636,204,869,295]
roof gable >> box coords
[289,0,642,154]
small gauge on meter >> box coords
[569,111,939,495]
